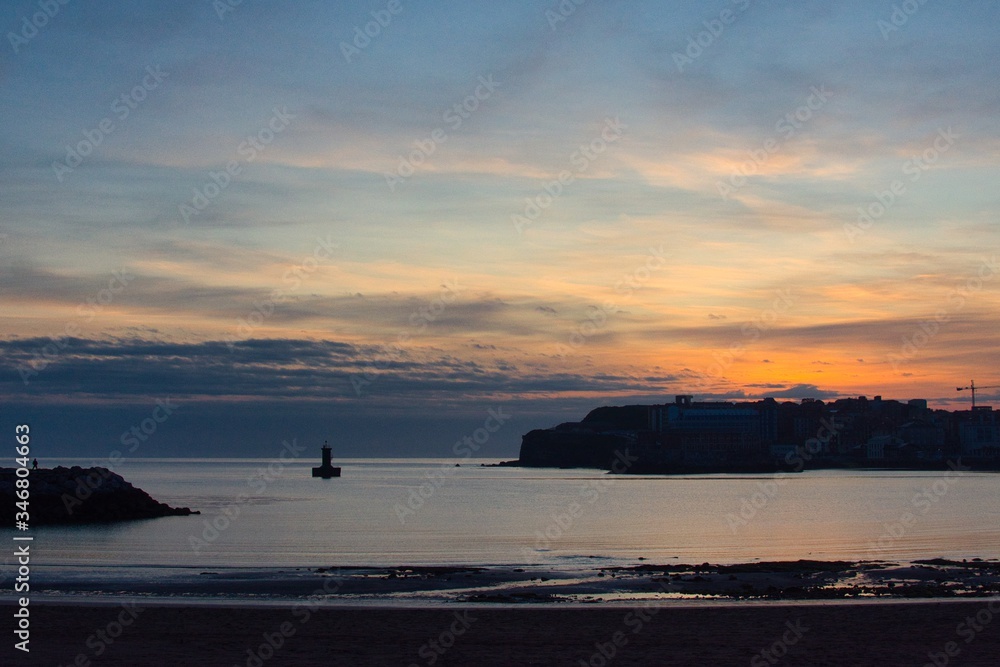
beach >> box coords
[5,559,999,664]
[15,599,1000,666]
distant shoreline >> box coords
[503,458,1000,474]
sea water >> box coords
[3,459,999,585]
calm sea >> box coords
[4,459,999,582]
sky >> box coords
[2,0,999,459]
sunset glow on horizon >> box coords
[3,1,999,456]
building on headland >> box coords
[517,394,1000,472]
[958,407,999,456]
[643,395,774,468]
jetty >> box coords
[0,466,198,524]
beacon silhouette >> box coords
[312,441,341,478]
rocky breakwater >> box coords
[0,466,199,524]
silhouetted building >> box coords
[312,441,341,478]
[517,393,1000,472]
[959,407,999,456]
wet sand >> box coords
[12,600,1000,666]
[9,559,999,665]
[26,559,1000,604]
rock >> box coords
[0,466,199,525]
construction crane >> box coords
[956,380,1000,409]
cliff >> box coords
[580,405,650,430]
[0,466,199,525]
[519,425,638,470]
[516,404,650,468]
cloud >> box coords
[0,337,685,405]
[2,0,999,456]
[709,384,841,401]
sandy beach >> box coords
[8,560,999,664]
[10,599,1000,666]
